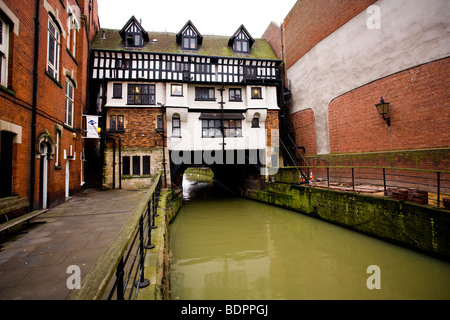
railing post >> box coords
[327,167,330,188]
[145,196,155,249]
[135,216,150,288]
[116,258,125,300]
[352,167,355,192]
[437,172,441,208]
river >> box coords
[169,173,450,300]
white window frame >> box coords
[65,79,74,127]
[67,8,78,58]
[47,17,60,80]
[0,16,10,87]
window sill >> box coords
[66,48,79,66]
[0,85,16,97]
[122,174,152,179]
[229,100,243,102]
[195,99,216,102]
[45,71,63,88]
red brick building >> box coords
[0,0,99,213]
[265,0,450,174]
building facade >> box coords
[273,0,450,171]
[90,18,282,189]
[0,0,99,213]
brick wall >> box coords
[0,0,99,209]
[283,0,376,69]
[328,58,450,154]
[289,108,317,156]
[266,110,279,147]
[262,22,282,60]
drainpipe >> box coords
[30,0,41,211]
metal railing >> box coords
[279,136,309,183]
[305,166,450,208]
[69,173,162,300]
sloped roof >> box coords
[119,16,149,42]
[93,28,279,61]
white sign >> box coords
[86,115,99,138]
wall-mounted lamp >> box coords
[375,97,390,127]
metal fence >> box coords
[304,166,449,208]
[69,173,162,300]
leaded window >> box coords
[195,87,215,101]
[127,84,155,105]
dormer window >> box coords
[119,16,149,48]
[177,20,203,51]
[229,25,254,54]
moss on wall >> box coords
[244,183,450,261]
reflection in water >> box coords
[170,174,450,300]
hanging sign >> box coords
[86,115,100,138]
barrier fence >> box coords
[69,172,162,300]
[291,166,450,208]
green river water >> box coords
[169,173,450,300]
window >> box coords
[172,115,181,137]
[223,119,242,137]
[142,156,151,175]
[171,84,183,96]
[251,87,262,99]
[127,84,155,105]
[126,32,142,47]
[110,115,124,131]
[122,156,130,175]
[55,130,61,167]
[182,34,197,50]
[116,58,130,70]
[244,66,257,79]
[202,119,222,138]
[252,117,260,128]
[202,119,243,138]
[67,9,78,57]
[65,80,74,127]
[229,89,242,102]
[234,39,249,53]
[47,17,60,80]
[195,87,215,101]
[132,156,140,175]
[113,83,122,98]
[0,17,10,87]
[156,115,164,132]
[123,155,151,176]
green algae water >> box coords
[169,173,450,300]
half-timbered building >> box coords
[90,17,282,189]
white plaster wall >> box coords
[287,0,450,154]
[167,110,267,151]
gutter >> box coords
[30,0,41,211]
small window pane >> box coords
[143,156,150,175]
[133,156,140,175]
[123,156,130,175]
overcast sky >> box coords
[96,0,297,38]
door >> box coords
[0,131,15,198]
[40,143,48,209]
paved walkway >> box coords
[0,188,147,300]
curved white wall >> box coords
[287,0,450,154]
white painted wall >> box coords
[287,0,450,154]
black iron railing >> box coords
[68,173,162,300]
[306,166,450,208]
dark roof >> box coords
[93,28,279,61]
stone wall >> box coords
[244,182,450,261]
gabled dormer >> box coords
[176,20,203,51]
[228,25,254,54]
[119,16,149,48]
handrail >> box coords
[68,172,162,300]
[279,137,308,182]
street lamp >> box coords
[375,97,390,127]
